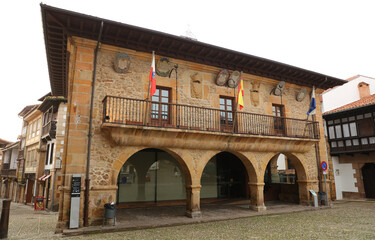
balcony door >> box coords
[272,104,285,135]
[151,87,171,126]
[220,96,234,132]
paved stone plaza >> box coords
[1,200,375,239]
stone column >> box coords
[249,182,267,211]
[185,185,202,218]
[297,180,319,205]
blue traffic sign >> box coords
[321,161,328,171]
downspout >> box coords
[84,21,104,227]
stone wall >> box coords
[57,36,329,228]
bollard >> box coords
[0,199,11,239]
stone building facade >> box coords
[41,5,345,229]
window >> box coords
[45,144,50,165]
[220,96,234,128]
[349,123,357,136]
[151,87,171,125]
[32,122,36,138]
[361,138,368,145]
[49,143,54,165]
[36,119,41,136]
[335,125,342,138]
[342,124,350,138]
[328,126,335,139]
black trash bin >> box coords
[318,192,326,206]
[102,203,116,226]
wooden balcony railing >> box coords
[102,96,319,139]
[41,120,56,138]
[0,163,16,177]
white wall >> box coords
[277,154,286,170]
[322,75,375,113]
[10,148,19,169]
[332,156,358,200]
[3,150,10,164]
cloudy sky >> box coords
[1,0,374,142]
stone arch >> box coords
[260,152,308,182]
[197,150,258,184]
[260,152,311,204]
[113,146,193,187]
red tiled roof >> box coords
[324,94,375,115]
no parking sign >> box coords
[321,161,328,171]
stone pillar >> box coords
[185,185,202,218]
[249,182,267,211]
[297,180,319,205]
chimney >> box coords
[358,82,370,99]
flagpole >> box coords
[233,77,237,133]
[145,51,154,125]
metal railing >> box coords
[102,96,319,139]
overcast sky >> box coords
[1,0,374,142]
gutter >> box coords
[84,21,104,227]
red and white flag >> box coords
[149,51,156,96]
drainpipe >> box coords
[84,21,104,227]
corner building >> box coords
[41,5,345,229]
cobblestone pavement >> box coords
[0,201,58,239]
[2,200,375,239]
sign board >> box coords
[69,174,81,229]
[35,196,44,211]
[323,170,327,175]
[321,161,328,171]
[309,190,317,197]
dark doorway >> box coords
[362,163,375,198]
[26,179,34,204]
[201,152,248,200]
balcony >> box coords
[18,149,24,160]
[0,164,16,177]
[41,120,56,140]
[101,96,319,152]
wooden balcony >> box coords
[0,164,16,178]
[41,120,57,140]
[101,96,320,153]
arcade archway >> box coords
[200,152,249,201]
[263,153,307,204]
[116,148,189,206]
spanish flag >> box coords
[237,73,244,110]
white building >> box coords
[322,75,375,113]
[322,75,375,200]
